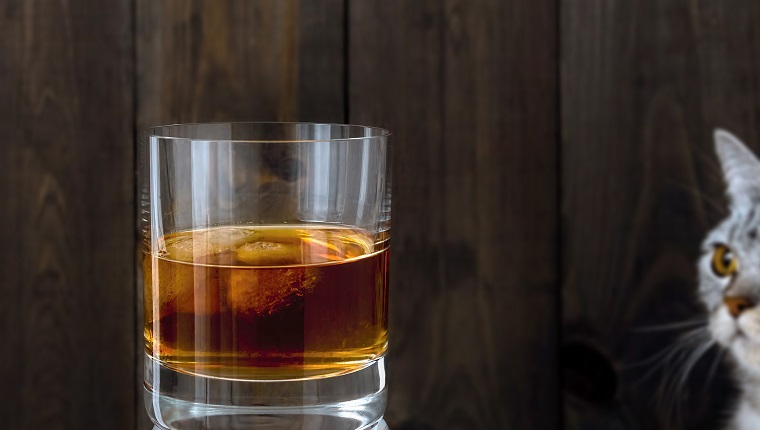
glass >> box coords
[139,122,391,429]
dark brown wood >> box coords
[136,0,345,131]
[349,1,559,429]
[0,1,135,429]
[562,1,760,428]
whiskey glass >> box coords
[139,122,391,429]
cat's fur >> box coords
[700,130,760,430]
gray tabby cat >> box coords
[701,130,760,429]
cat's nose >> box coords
[725,296,756,318]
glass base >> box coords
[150,415,388,430]
[144,353,387,430]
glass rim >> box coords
[147,121,391,143]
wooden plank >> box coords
[0,1,135,429]
[562,0,760,428]
[136,1,345,428]
[137,0,345,131]
[350,1,559,428]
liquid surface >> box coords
[143,225,389,380]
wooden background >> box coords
[2,0,758,429]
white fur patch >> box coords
[732,397,760,430]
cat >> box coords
[700,129,760,429]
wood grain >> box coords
[349,1,559,429]
[562,0,760,428]
[136,0,345,131]
[0,0,135,429]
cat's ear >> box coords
[715,129,760,207]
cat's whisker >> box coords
[657,346,693,428]
[689,142,730,185]
[705,347,726,390]
[631,319,708,333]
[645,327,715,428]
[671,327,711,350]
[661,345,705,428]
[659,335,704,379]
[677,339,715,386]
[655,328,717,429]
[628,327,708,380]
[669,181,728,217]
[696,141,729,169]
[647,329,705,370]
[624,341,691,370]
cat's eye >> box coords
[712,244,738,277]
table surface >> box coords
[152,418,389,430]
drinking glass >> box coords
[139,122,391,429]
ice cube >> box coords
[235,241,300,266]
[165,261,221,317]
[226,267,318,316]
[145,228,256,321]
[202,226,256,249]
[162,227,256,263]
[144,254,223,320]
[162,235,209,262]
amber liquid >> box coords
[143,225,389,380]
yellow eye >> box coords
[712,244,738,277]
